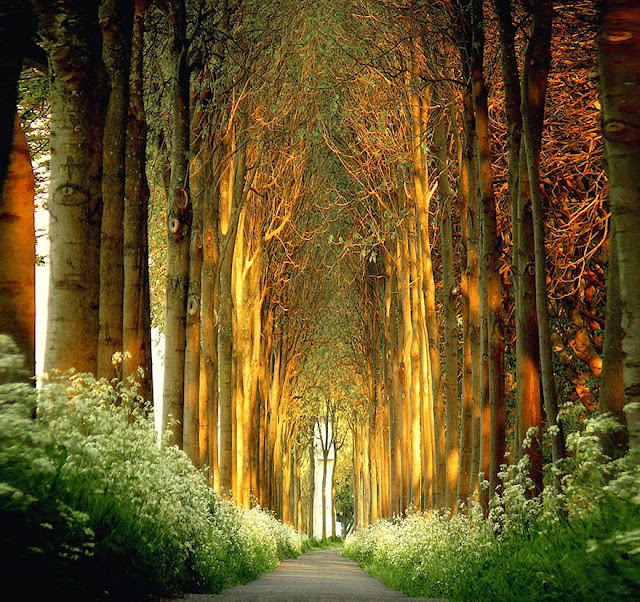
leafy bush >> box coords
[0,338,306,600]
[345,420,640,601]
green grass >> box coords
[305,535,345,550]
[0,338,308,600]
[345,419,640,601]
[346,504,640,601]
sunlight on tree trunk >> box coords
[0,116,35,376]
[37,1,106,375]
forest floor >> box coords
[155,548,446,601]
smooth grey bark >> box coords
[162,0,191,448]
[34,0,107,375]
[597,0,640,458]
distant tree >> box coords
[335,476,354,535]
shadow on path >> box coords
[159,548,445,601]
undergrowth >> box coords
[0,336,307,600]
[345,415,640,601]
[306,535,344,549]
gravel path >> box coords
[159,548,444,601]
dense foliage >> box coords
[0,336,307,600]
[344,421,640,601]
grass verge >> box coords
[345,417,640,601]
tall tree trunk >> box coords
[454,49,481,506]
[35,0,106,375]
[597,0,640,457]
[183,74,209,464]
[385,266,399,515]
[162,0,191,447]
[183,158,204,464]
[218,183,242,494]
[321,420,329,538]
[494,0,543,493]
[308,439,315,537]
[434,91,459,510]
[397,225,413,512]
[0,1,32,199]
[123,0,152,403]
[408,220,424,509]
[97,0,134,379]
[455,83,477,506]
[521,0,567,479]
[410,76,440,508]
[202,178,220,484]
[0,116,35,375]
[369,404,380,521]
[470,0,505,509]
[232,208,249,507]
[293,447,300,530]
[516,156,544,493]
[218,105,248,493]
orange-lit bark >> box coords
[494,0,543,494]
[522,0,567,481]
[0,116,35,375]
[434,90,459,511]
[468,0,505,513]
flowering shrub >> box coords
[345,419,640,601]
[0,339,307,599]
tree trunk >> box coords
[218,106,248,493]
[183,168,203,464]
[599,222,627,456]
[434,91,459,510]
[0,116,35,375]
[97,0,134,379]
[397,225,413,512]
[521,0,567,479]
[321,422,329,538]
[36,0,106,375]
[516,156,544,494]
[494,0,543,494]
[162,0,191,448]
[410,77,440,508]
[470,0,505,510]
[597,0,640,457]
[0,1,32,197]
[218,199,239,494]
[308,440,315,537]
[122,0,152,403]
[454,84,477,507]
[202,177,220,484]
[408,221,424,509]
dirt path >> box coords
[162,548,443,601]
